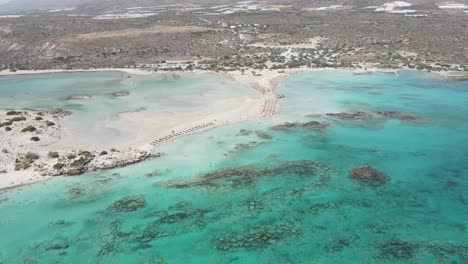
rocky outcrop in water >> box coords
[36,237,70,252]
[349,166,388,186]
[112,92,130,97]
[271,121,328,131]
[302,121,329,129]
[164,160,330,190]
[107,195,146,212]
[326,111,373,120]
[376,111,417,121]
[237,129,272,140]
[65,95,92,100]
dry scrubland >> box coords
[0,0,467,72]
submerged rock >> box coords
[112,91,130,97]
[164,160,330,190]
[36,237,70,252]
[376,239,419,260]
[305,114,322,118]
[97,219,130,256]
[350,166,387,186]
[237,129,272,139]
[302,121,329,129]
[107,195,146,212]
[445,75,468,82]
[271,122,297,131]
[65,95,92,100]
[271,121,328,131]
[325,234,360,253]
[214,224,301,251]
[326,111,372,120]
[376,111,417,121]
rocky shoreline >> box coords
[35,149,159,177]
[0,108,162,189]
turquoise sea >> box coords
[0,71,467,263]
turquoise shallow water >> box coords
[0,72,254,147]
[0,71,467,263]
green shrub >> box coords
[67,153,77,160]
[70,156,91,167]
[25,152,40,160]
[99,151,108,156]
[5,127,12,131]
[35,116,43,121]
[6,110,20,116]
[53,163,64,170]
[48,151,59,158]
[15,159,33,170]
[30,136,40,142]
[46,121,55,127]
[79,150,93,158]
[21,125,37,133]
[10,116,26,122]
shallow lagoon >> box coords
[0,71,467,263]
[0,72,255,148]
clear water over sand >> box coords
[0,71,467,263]
[0,72,256,149]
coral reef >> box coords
[376,111,417,121]
[326,111,373,120]
[107,195,146,212]
[271,121,328,131]
[349,166,388,186]
[376,239,418,260]
[214,223,301,251]
[165,160,330,190]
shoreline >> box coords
[0,66,466,191]
[0,65,464,78]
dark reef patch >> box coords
[107,195,146,212]
[326,111,373,120]
[376,111,417,121]
[325,234,360,253]
[376,239,418,260]
[237,129,272,139]
[349,166,388,186]
[375,239,468,262]
[214,223,301,251]
[163,160,330,190]
[271,121,328,131]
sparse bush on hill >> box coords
[21,125,37,133]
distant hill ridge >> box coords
[1,0,467,14]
